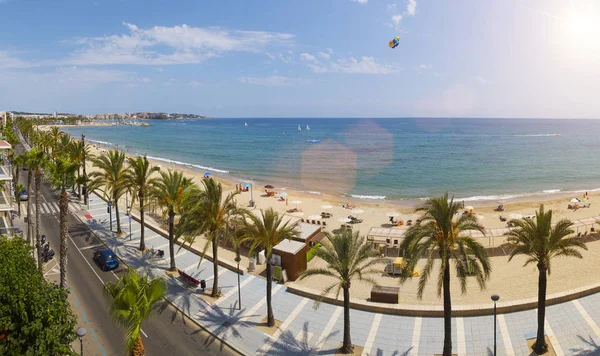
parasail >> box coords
[388,35,401,49]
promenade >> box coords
[67,193,600,355]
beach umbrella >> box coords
[351,208,364,214]
[308,214,322,220]
[264,184,275,189]
[570,198,580,203]
[509,213,523,220]
[204,172,211,176]
[338,217,352,223]
[496,200,506,204]
[290,211,305,217]
[321,205,333,210]
[280,192,288,197]
[465,206,474,211]
[477,215,485,221]
[291,200,302,209]
[386,212,399,217]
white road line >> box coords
[143,234,162,243]
[456,317,466,356]
[173,249,187,259]
[497,314,515,356]
[155,242,170,250]
[183,259,206,272]
[259,298,308,354]
[573,300,600,339]
[214,275,255,306]
[80,244,104,251]
[40,203,48,214]
[310,306,342,356]
[361,313,382,356]
[411,317,422,356]
[51,202,60,213]
[295,329,313,348]
[545,319,564,356]
[238,284,283,321]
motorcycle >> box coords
[41,248,55,262]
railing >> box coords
[0,165,12,180]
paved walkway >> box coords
[74,193,600,356]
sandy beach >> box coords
[71,136,600,307]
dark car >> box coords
[93,248,119,271]
[19,189,28,201]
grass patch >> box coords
[307,243,321,262]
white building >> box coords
[0,140,16,235]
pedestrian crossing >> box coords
[26,201,83,215]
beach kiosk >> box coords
[272,239,308,282]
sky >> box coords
[0,0,599,118]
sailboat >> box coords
[298,125,301,131]
[244,121,248,127]
[306,124,310,131]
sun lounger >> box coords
[317,220,321,225]
[322,221,327,229]
[312,220,316,224]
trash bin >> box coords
[258,250,266,264]
[249,200,255,207]
[200,279,206,291]
[248,257,256,272]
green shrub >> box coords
[306,243,322,262]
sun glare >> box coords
[563,10,600,51]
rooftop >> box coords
[273,239,305,255]
[0,140,11,150]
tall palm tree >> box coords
[47,157,79,289]
[399,193,491,356]
[27,148,46,273]
[69,140,91,201]
[125,156,159,251]
[178,178,240,297]
[151,170,193,271]
[11,154,26,187]
[104,267,166,356]
[47,126,63,155]
[14,183,24,217]
[503,205,586,354]
[298,229,388,354]
[24,153,33,247]
[243,208,300,327]
[90,149,129,234]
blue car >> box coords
[93,248,119,271]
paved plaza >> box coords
[70,194,600,355]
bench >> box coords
[177,269,200,287]
[371,286,400,304]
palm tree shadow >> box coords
[570,334,600,355]
[375,349,411,356]
[258,321,316,356]
[195,301,250,351]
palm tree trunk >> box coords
[114,192,122,234]
[211,235,219,298]
[82,155,87,206]
[443,256,452,356]
[59,188,68,290]
[130,335,144,356]
[35,170,42,274]
[533,263,549,354]
[168,210,176,271]
[77,168,81,201]
[341,286,353,354]
[26,170,32,246]
[139,194,145,251]
[265,258,274,327]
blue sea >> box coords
[61,118,600,203]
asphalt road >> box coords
[17,143,239,356]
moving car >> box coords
[93,248,119,271]
[19,189,28,201]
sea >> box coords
[60,118,600,204]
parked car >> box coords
[93,248,119,271]
[22,164,28,171]
[19,189,28,201]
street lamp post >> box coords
[76,327,86,356]
[491,294,500,356]
[235,254,241,310]
[127,206,132,241]
[108,201,112,232]
[81,134,87,207]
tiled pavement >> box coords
[74,193,600,355]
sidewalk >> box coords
[75,193,600,356]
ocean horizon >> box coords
[60,117,600,203]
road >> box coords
[16,143,239,356]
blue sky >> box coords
[0,0,599,118]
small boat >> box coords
[298,125,301,131]
[244,122,248,127]
[306,125,310,131]
[306,139,321,143]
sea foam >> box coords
[146,155,229,173]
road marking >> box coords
[545,319,564,356]
[497,314,515,356]
[573,300,600,339]
[156,242,170,250]
[310,306,342,356]
[361,313,382,356]
[214,275,255,307]
[140,329,148,338]
[259,298,308,354]
[182,259,206,272]
[81,311,88,323]
[238,284,283,322]
[74,297,80,308]
[90,328,98,342]
[80,244,104,250]
[456,317,466,355]
[411,317,422,356]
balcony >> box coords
[0,183,15,212]
[0,165,12,181]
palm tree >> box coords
[11,154,26,187]
[178,178,241,297]
[151,170,193,271]
[243,208,300,327]
[14,183,24,217]
[104,267,167,355]
[27,148,46,273]
[298,229,387,354]
[23,153,33,247]
[399,193,491,356]
[47,126,63,155]
[503,205,586,354]
[47,157,79,289]
[125,156,159,251]
[90,149,129,234]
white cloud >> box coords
[326,48,333,54]
[300,53,317,61]
[317,52,330,60]
[65,22,294,66]
[419,64,431,70]
[391,14,403,29]
[0,51,31,69]
[153,67,164,72]
[308,56,397,74]
[406,0,417,16]
[476,76,488,84]
[239,76,311,86]
[142,77,152,83]
[350,0,368,3]
[387,3,397,10]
